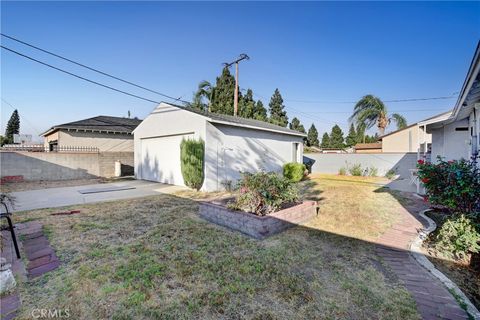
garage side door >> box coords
[140,134,193,185]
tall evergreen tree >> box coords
[210,67,235,115]
[345,123,358,147]
[239,89,255,119]
[253,100,267,121]
[268,88,288,127]
[289,117,306,133]
[5,109,19,144]
[307,124,319,147]
[329,124,345,148]
[321,132,330,148]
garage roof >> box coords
[166,103,307,137]
[41,116,142,136]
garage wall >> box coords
[133,103,206,183]
[430,118,470,162]
[204,122,304,191]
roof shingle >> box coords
[42,116,142,136]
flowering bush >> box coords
[228,172,299,216]
[417,157,480,217]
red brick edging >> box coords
[374,199,469,319]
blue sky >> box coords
[1,1,479,140]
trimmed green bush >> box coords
[180,138,205,190]
[283,162,306,182]
[435,215,480,259]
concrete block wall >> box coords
[199,201,317,239]
[99,152,134,177]
[0,151,134,181]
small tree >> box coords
[5,110,20,144]
[289,117,306,133]
[345,123,358,147]
[268,88,288,127]
[180,138,205,190]
[329,125,345,148]
[307,124,319,147]
[253,100,267,121]
[320,132,330,148]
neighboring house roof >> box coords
[354,142,382,150]
[145,102,307,137]
[379,110,452,139]
[42,116,142,136]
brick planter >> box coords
[199,201,318,239]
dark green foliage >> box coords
[435,215,480,259]
[253,100,267,121]
[191,80,215,111]
[348,163,363,176]
[239,89,255,119]
[417,157,480,215]
[289,117,306,133]
[307,124,319,147]
[210,67,235,115]
[345,124,358,147]
[0,135,8,146]
[268,89,288,127]
[228,172,298,216]
[320,133,330,148]
[5,109,20,144]
[350,94,407,136]
[328,125,345,148]
[283,162,306,182]
[180,139,205,190]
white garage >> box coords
[133,103,306,191]
[140,133,193,185]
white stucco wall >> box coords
[133,103,206,185]
[204,122,304,191]
[430,118,470,162]
[50,131,134,152]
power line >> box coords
[1,98,42,136]
[254,92,458,105]
[1,33,186,103]
[1,45,163,105]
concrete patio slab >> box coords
[9,180,186,212]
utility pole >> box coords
[223,53,249,116]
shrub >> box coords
[435,215,480,259]
[349,163,363,176]
[180,138,205,190]
[338,167,346,176]
[385,169,396,180]
[228,172,299,216]
[283,162,306,182]
[368,167,378,177]
[417,157,480,215]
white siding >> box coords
[204,122,304,191]
[430,118,470,162]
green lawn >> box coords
[12,175,420,319]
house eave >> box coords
[207,119,307,137]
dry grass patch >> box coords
[299,174,409,241]
[11,178,419,319]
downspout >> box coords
[472,105,479,161]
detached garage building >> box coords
[134,103,306,191]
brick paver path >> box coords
[374,195,469,319]
[1,221,60,320]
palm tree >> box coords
[350,94,407,136]
[194,80,216,112]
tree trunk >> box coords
[378,115,388,136]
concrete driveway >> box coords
[8,180,186,212]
